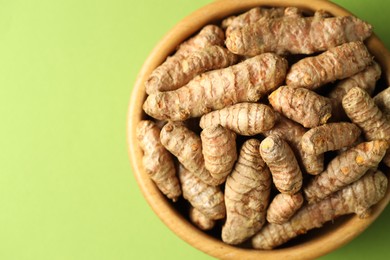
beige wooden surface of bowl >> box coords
[127,0,390,259]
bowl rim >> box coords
[127,0,390,259]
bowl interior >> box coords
[127,0,390,259]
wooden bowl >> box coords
[127,0,390,259]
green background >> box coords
[1,0,389,259]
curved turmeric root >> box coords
[260,135,303,194]
[301,122,361,155]
[136,120,181,201]
[328,62,381,120]
[145,46,238,94]
[304,140,388,203]
[146,25,226,94]
[201,125,237,183]
[143,53,287,121]
[286,41,373,89]
[174,24,225,57]
[160,122,219,186]
[252,170,388,249]
[263,113,324,175]
[222,7,285,35]
[343,87,390,142]
[222,139,271,245]
[226,12,371,56]
[268,86,332,128]
[178,164,225,220]
[266,192,304,224]
[200,102,276,136]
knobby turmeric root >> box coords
[263,114,324,175]
[201,125,237,183]
[268,85,332,128]
[143,53,287,121]
[286,41,373,89]
[304,140,388,203]
[145,46,238,94]
[266,192,304,224]
[328,62,381,120]
[160,122,219,186]
[260,135,303,194]
[301,122,362,155]
[174,24,225,57]
[146,25,226,94]
[222,7,286,35]
[300,153,324,176]
[332,62,381,97]
[178,164,225,220]
[263,113,306,147]
[225,11,371,56]
[199,102,276,136]
[343,87,390,142]
[252,170,388,249]
[222,139,271,245]
[136,120,181,201]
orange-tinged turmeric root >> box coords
[343,87,390,142]
[199,102,276,136]
[222,139,271,245]
[160,122,220,186]
[268,86,332,128]
[286,41,373,89]
[144,24,225,95]
[263,113,306,147]
[260,135,303,194]
[328,62,381,120]
[178,164,225,220]
[201,125,237,183]
[304,140,388,203]
[332,62,381,98]
[145,46,238,94]
[263,113,324,175]
[301,122,361,155]
[222,7,285,35]
[226,12,372,56]
[174,24,225,57]
[136,120,181,201]
[300,152,324,176]
[266,192,304,224]
[252,170,388,249]
[143,53,287,121]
